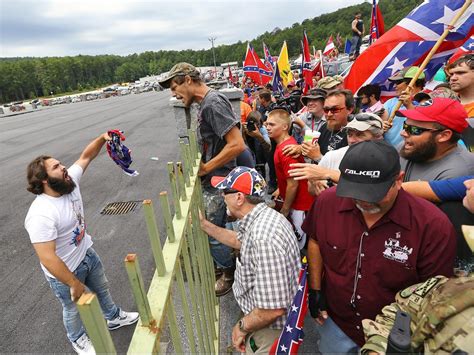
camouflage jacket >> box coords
[361,275,474,354]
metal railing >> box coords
[76,130,219,354]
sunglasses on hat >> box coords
[348,113,383,128]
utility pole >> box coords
[208,37,217,79]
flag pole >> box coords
[388,0,472,123]
[319,50,325,78]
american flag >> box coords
[106,130,139,177]
[344,0,474,99]
[269,262,308,354]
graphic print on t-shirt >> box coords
[70,198,86,247]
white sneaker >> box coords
[71,333,96,355]
[107,309,139,330]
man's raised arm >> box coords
[74,132,111,173]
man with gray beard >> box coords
[398,98,474,181]
[301,140,456,353]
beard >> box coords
[47,176,76,195]
[355,201,382,214]
[400,134,437,163]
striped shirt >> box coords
[233,203,300,329]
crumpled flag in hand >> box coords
[106,130,139,177]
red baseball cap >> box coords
[397,98,468,133]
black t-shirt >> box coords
[352,19,364,36]
[318,122,348,156]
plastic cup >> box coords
[304,130,321,144]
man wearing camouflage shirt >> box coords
[361,226,474,354]
[361,275,473,354]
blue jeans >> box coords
[315,316,359,354]
[46,248,119,343]
[350,35,362,56]
[202,187,234,269]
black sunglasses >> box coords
[402,123,442,136]
[348,114,383,128]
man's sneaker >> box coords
[71,333,96,355]
[107,309,139,330]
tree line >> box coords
[0,0,421,104]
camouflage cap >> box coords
[317,76,342,90]
[158,62,200,88]
[388,66,426,81]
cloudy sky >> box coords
[1,0,366,58]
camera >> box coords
[246,120,257,132]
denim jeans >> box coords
[46,248,119,343]
[315,316,359,354]
[350,35,362,56]
[202,187,234,269]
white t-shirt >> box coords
[25,164,93,278]
[319,146,349,170]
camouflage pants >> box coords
[202,187,234,269]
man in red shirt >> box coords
[302,140,456,353]
[266,109,314,249]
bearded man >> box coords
[25,133,139,355]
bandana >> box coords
[106,130,139,177]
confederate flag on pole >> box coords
[344,0,474,100]
[243,43,262,85]
[269,262,308,355]
[448,35,474,64]
[369,0,385,44]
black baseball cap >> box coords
[337,141,400,203]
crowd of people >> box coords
[23,52,474,355]
[157,53,474,354]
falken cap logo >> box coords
[344,169,381,178]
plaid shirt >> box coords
[233,203,300,329]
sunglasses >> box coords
[402,123,441,136]
[323,106,346,114]
[348,114,383,128]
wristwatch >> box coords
[238,318,248,333]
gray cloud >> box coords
[0,0,364,57]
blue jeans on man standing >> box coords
[47,248,119,343]
[350,35,362,56]
[202,187,234,269]
[315,316,360,354]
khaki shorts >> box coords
[245,327,281,354]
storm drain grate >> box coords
[100,201,140,215]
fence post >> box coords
[175,259,198,354]
[76,293,116,354]
[124,254,155,327]
[160,192,176,243]
[181,237,208,353]
[142,200,166,277]
[176,162,187,201]
[167,162,182,219]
